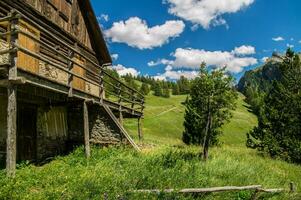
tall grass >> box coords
[0,146,300,199]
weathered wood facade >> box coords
[0,0,144,177]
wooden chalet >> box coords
[0,0,144,177]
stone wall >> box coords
[89,105,125,145]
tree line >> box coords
[104,70,191,98]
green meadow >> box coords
[1,93,300,200]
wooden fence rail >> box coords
[131,183,297,200]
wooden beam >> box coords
[138,117,143,141]
[6,84,17,177]
[119,111,123,126]
[6,10,18,177]
[0,77,26,87]
[83,101,90,158]
[67,48,75,97]
[133,185,263,194]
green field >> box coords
[124,93,257,147]
[1,93,301,200]
[124,94,186,145]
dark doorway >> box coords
[17,103,37,162]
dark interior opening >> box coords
[17,103,37,163]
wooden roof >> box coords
[77,0,112,65]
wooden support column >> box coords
[6,11,18,177]
[138,117,143,141]
[131,90,135,115]
[119,111,123,126]
[6,85,17,177]
[67,45,75,97]
[83,101,90,158]
[99,69,104,104]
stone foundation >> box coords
[89,105,124,145]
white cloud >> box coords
[105,17,185,49]
[154,70,198,80]
[261,57,269,63]
[150,46,258,74]
[148,59,174,66]
[97,14,109,22]
[287,43,294,48]
[111,64,140,76]
[111,54,119,61]
[233,45,255,55]
[173,48,257,73]
[272,36,284,41]
[165,0,254,29]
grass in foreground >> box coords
[1,146,300,200]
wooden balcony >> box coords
[0,11,144,117]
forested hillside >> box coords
[237,54,282,94]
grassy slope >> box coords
[124,93,257,147]
[124,94,186,145]
[1,93,301,200]
[221,93,258,146]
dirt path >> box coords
[155,107,177,117]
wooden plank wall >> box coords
[17,20,40,73]
[24,0,92,50]
[0,0,102,97]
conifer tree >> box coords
[140,82,150,95]
[162,86,170,98]
[247,49,301,163]
[172,84,180,95]
[153,82,163,97]
[183,63,237,161]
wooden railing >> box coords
[0,11,144,115]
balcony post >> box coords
[83,100,90,158]
[99,69,104,104]
[138,117,143,141]
[6,11,18,177]
[68,44,76,97]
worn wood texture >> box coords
[6,85,17,177]
[6,13,18,177]
[24,0,92,49]
[17,19,40,73]
[132,185,286,194]
[72,55,86,92]
[138,117,143,141]
[83,101,90,158]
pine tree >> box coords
[183,63,237,161]
[153,82,163,97]
[140,83,150,95]
[247,49,301,163]
[172,84,180,95]
[178,76,190,94]
[162,86,170,98]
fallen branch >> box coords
[132,185,286,195]
[257,188,285,193]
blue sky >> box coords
[91,0,301,81]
